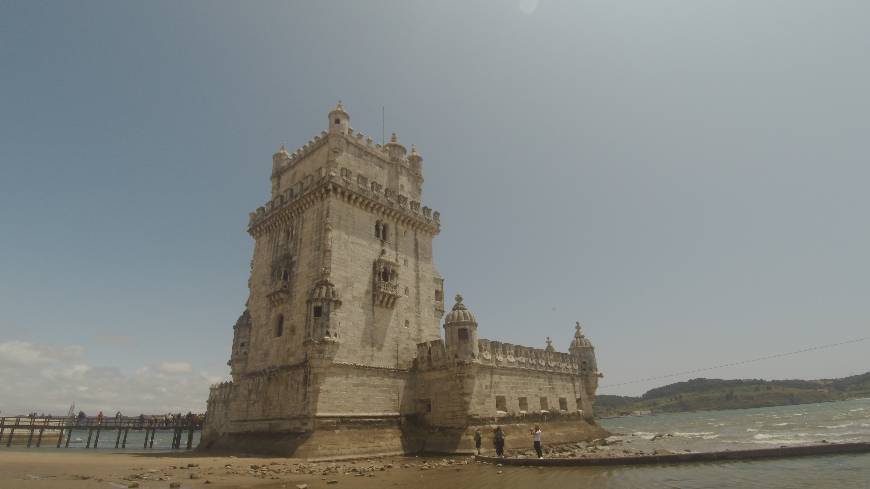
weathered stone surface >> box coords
[201,103,604,458]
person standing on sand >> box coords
[474,429,482,455]
[531,425,543,459]
[494,426,506,457]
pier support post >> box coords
[93,427,101,448]
[186,427,194,449]
[6,418,19,447]
[122,428,129,448]
[149,428,156,448]
[65,427,72,448]
[85,428,93,448]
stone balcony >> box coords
[374,280,401,308]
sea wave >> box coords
[673,431,716,439]
[817,423,854,429]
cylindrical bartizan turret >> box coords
[384,132,407,161]
[329,101,350,135]
[408,144,423,173]
[443,294,479,362]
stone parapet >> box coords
[477,339,584,374]
[271,130,422,180]
[414,339,448,370]
[413,338,593,375]
[249,173,439,238]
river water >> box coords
[404,398,870,489]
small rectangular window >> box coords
[313,306,323,318]
[495,396,507,412]
[559,397,568,411]
[458,328,469,342]
[540,397,549,411]
[576,398,583,411]
[518,397,528,412]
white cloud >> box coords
[159,361,193,374]
[0,340,83,367]
[518,0,540,15]
[0,341,226,415]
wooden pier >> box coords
[0,415,203,450]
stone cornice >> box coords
[332,362,410,374]
[249,173,440,238]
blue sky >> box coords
[1,1,869,413]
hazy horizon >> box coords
[2,0,869,415]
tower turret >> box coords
[271,145,291,197]
[569,321,600,394]
[328,101,350,135]
[443,294,479,362]
[408,144,423,173]
[384,132,407,161]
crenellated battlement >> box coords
[248,171,440,237]
[412,337,587,374]
[271,128,422,181]
[414,339,447,370]
[477,339,584,374]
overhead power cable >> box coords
[599,336,870,390]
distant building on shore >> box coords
[201,103,605,457]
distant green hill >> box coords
[595,372,870,417]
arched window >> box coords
[381,269,390,282]
[375,221,382,239]
[275,315,284,337]
[381,223,389,241]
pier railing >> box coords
[0,415,204,450]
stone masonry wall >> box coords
[328,197,441,368]
[466,364,592,418]
[314,364,414,415]
[245,201,323,373]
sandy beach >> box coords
[0,450,499,489]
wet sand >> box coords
[0,437,668,489]
[0,450,492,489]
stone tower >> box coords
[204,103,445,451]
[243,101,444,371]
